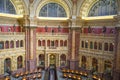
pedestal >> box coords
[69,60,79,70]
[27,59,36,71]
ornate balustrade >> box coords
[0,32,25,35]
[80,33,115,38]
[37,32,68,36]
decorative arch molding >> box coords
[79,0,99,17]
[10,0,26,15]
[35,0,71,18]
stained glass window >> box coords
[0,0,16,14]
[39,3,67,17]
[88,0,117,16]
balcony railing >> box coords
[0,32,25,35]
[80,33,115,37]
[37,32,68,35]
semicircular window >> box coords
[88,0,117,17]
[39,3,67,17]
[0,0,16,14]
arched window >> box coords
[104,60,112,74]
[20,40,23,47]
[81,56,87,69]
[5,41,9,49]
[51,41,54,46]
[60,40,63,46]
[42,40,45,46]
[38,40,41,46]
[94,42,97,49]
[88,0,117,16]
[0,41,4,49]
[109,43,114,51]
[98,42,102,50]
[55,40,58,47]
[47,40,50,46]
[39,3,67,17]
[17,56,23,69]
[4,58,11,73]
[104,43,108,51]
[0,0,16,14]
[60,54,66,67]
[10,40,14,48]
[64,40,67,46]
[90,41,93,49]
[85,41,88,48]
[92,58,98,72]
[81,41,84,48]
[39,54,45,67]
[16,40,19,48]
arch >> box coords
[38,54,45,68]
[55,40,58,47]
[104,43,108,51]
[94,42,97,49]
[90,41,93,49]
[20,40,23,47]
[5,41,9,49]
[88,0,117,17]
[98,42,102,50]
[16,40,19,48]
[39,3,67,17]
[64,40,67,46]
[85,40,88,48]
[42,40,45,46]
[81,41,84,48]
[38,40,41,46]
[104,60,112,74]
[81,56,87,69]
[4,58,11,73]
[92,58,98,72]
[0,0,16,14]
[0,0,26,15]
[60,54,66,67]
[79,0,118,17]
[49,54,56,66]
[47,40,50,46]
[0,41,4,49]
[10,0,26,15]
[17,56,23,69]
[36,0,71,18]
[109,43,114,51]
[60,40,63,46]
[51,40,54,46]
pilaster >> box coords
[113,27,120,80]
[86,56,92,70]
[98,59,104,73]
[23,15,37,71]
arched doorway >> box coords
[104,60,112,74]
[38,54,45,68]
[4,58,11,73]
[60,54,66,67]
[92,58,98,73]
[81,56,87,69]
[49,54,56,66]
[17,56,23,69]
